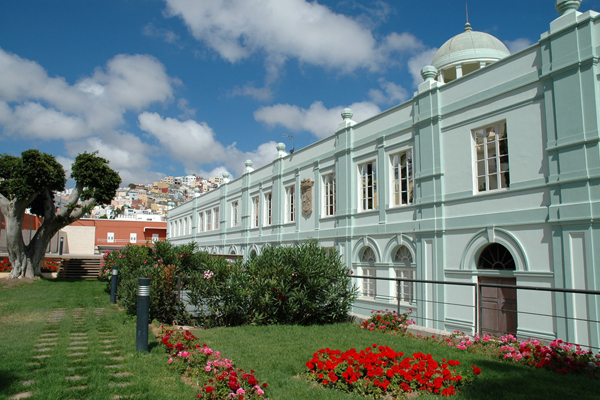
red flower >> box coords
[471,365,481,375]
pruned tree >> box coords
[0,150,121,278]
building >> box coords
[168,2,600,348]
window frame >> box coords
[264,192,272,226]
[286,185,295,223]
[107,232,115,243]
[390,149,413,207]
[359,160,377,212]
[252,196,260,228]
[473,121,509,194]
[359,247,377,298]
[206,209,212,231]
[130,233,137,244]
[322,172,336,217]
[231,201,239,227]
[213,207,219,230]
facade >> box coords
[168,2,600,348]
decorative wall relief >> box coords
[301,178,314,217]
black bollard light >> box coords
[110,265,118,304]
[59,237,64,255]
[136,277,151,352]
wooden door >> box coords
[479,277,517,336]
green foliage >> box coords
[187,240,358,327]
[70,151,121,206]
[105,241,205,324]
[0,149,66,202]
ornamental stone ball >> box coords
[421,65,438,81]
[276,142,286,151]
[245,159,253,168]
[556,0,582,15]
[341,108,353,120]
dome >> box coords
[432,23,510,72]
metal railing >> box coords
[352,274,600,350]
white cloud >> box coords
[143,22,181,44]
[505,38,533,54]
[368,78,409,105]
[407,48,439,87]
[138,112,280,178]
[254,100,381,139]
[164,0,422,73]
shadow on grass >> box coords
[0,369,18,393]
[459,359,600,400]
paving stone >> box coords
[67,353,87,357]
[65,376,86,381]
[21,380,34,386]
[35,343,56,347]
[9,392,32,399]
[70,359,86,363]
[104,365,123,369]
[40,333,58,337]
[108,382,130,388]
[38,338,58,342]
[33,355,51,359]
[68,347,88,350]
[35,348,52,352]
[70,341,89,345]
[110,357,124,361]
[100,340,115,343]
[100,351,115,354]
[113,372,132,378]
[68,386,87,390]
[71,332,87,335]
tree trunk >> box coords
[5,205,34,279]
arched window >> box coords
[393,245,414,304]
[360,247,376,297]
[249,249,257,259]
[361,247,376,262]
[478,243,515,270]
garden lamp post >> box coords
[136,277,151,352]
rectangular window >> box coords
[391,150,413,206]
[152,233,159,242]
[359,161,377,211]
[206,209,212,231]
[286,185,295,223]
[213,207,219,230]
[474,121,509,192]
[323,173,336,217]
[199,212,204,232]
[231,201,239,227]
[264,193,272,226]
[252,196,260,228]
[130,233,137,243]
[395,269,414,304]
[188,216,192,235]
[363,267,375,297]
[107,232,115,243]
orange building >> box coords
[69,219,167,252]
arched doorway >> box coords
[478,243,517,336]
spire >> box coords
[464,2,472,31]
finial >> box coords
[244,160,253,168]
[420,65,438,82]
[222,171,230,179]
[244,159,254,174]
[464,22,472,32]
[276,142,286,152]
[555,0,582,15]
[341,108,353,120]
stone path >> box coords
[10,307,135,400]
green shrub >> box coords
[186,239,358,327]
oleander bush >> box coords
[187,239,358,327]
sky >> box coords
[1,0,599,186]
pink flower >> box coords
[236,388,245,395]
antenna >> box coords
[466,2,469,24]
[282,133,295,154]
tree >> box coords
[0,150,121,278]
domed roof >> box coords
[432,23,510,70]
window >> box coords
[474,121,509,192]
[152,233,159,242]
[130,233,137,243]
[107,232,115,243]
[477,243,516,270]
[286,185,295,223]
[359,161,377,211]
[182,218,186,235]
[264,193,272,226]
[199,212,204,232]
[391,150,413,206]
[323,173,336,217]
[361,247,376,297]
[252,196,260,228]
[231,201,239,227]
[213,207,219,230]
[206,209,212,231]
[394,246,414,304]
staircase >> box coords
[59,257,102,280]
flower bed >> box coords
[159,327,268,399]
[41,258,61,273]
[305,344,478,397]
[360,309,415,334]
[0,258,11,272]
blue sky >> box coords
[1,0,598,186]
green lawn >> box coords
[1,278,598,400]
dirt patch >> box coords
[0,311,47,325]
[0,277,38,289]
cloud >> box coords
[177,98,196,119]
[143,22,181,44]
[504,38,533,54]
[230,83,274,102]
[254,100,381,139]
[368,78,409,105]
[164,0,422,73]
[407,48,439,87]
[138,112,280,178]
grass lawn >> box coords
[1,278,599,400]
